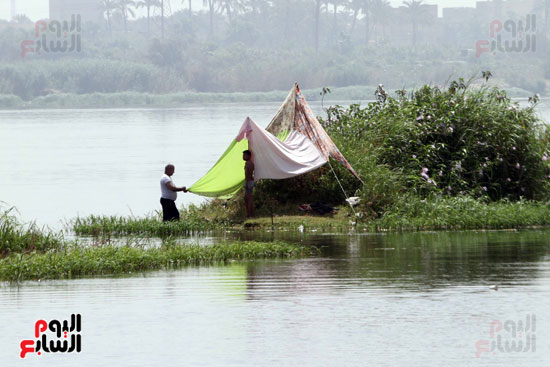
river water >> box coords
[1,101,550,366]
[1,230,549,365]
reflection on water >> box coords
[1,230,549,366]
[214,229,550,289]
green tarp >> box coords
[188,138,249,198]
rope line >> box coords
[328,160,357,216]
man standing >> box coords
[243,150,255,218]
[160,164,187,222]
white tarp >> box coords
[236,117,327,181]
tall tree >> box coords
[136,0,160,32]
[403,0,428,47]
[218,0,246,23]
[203,0,218,35]
[101,0,117,33]
[117,0,136,32]
[361,0,372,45]
[331,0,342,45]
[369,0,390,43]
[161,0,164,38]
[314,0,322,52]
[347,0,362,36]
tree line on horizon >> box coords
[5,0,495,49]
[1,0,549,98]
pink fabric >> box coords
[266,84,362,182]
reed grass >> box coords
[0,241,315,282]
[0,209,62,256]
[1,209,316,282]
[72,214,219,237]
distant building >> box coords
[477,0,539,18]
[476,1,503,18]
[423,4,439,22]
[442,7,478,23]
[49,0,104,23]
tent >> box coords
[188,83,361,198]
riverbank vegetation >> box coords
[0,85,383,110]
[369,195,550,231]
[0,208,314,282]
[205,76,541,226]
[0,241,313,282]
[71,196,550,235]
[1,208,62,256]
[71,205,224,237]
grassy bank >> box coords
[72,214,220,237]
[369,196,550,231]
[0,241,314,282]
[0,85,537,110]
[0,209,315,282]
[237,196,550,232]
[0,85,380,110]
[70,196,550,235]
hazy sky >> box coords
[0,0,479,21]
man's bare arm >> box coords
[166,182,187,192]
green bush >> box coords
[323,77,550,203]
[0,60,165,100]
[253,75,550,215]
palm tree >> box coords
[331,0,342,45]
[101,0,117,33]
[136,0,160,32]
[347,0,362,36]
[218,0,246,23]
[117,0,136,32]
[203,0,218,35]
[314,0,322,52]
[402,0,428,47]
[360,0,372,45]
[369,0,390,43]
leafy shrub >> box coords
[323,76,550,202]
